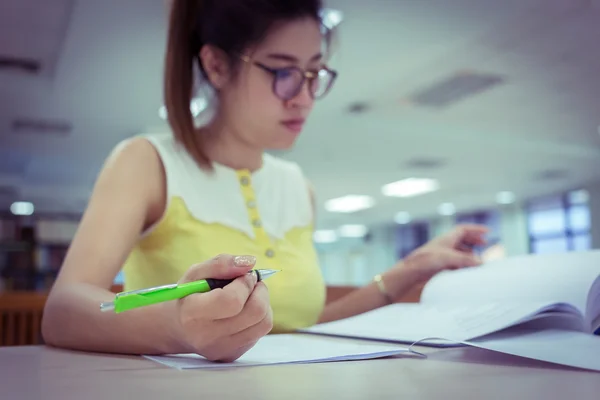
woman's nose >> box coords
[287,80,314,109]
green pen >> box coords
[100,269,279,314]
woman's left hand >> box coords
[381,224,489,300]
[404,223,489,283]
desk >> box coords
[1,342,599,400]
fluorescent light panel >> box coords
[382,178,439,198]
[438,202,456,216]
[496,191,516,205]
[10,201,34,216]
[313,230,338,243]
[324,195,374,213]
[394,211,411,224]
[338,224,368,238]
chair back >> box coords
[0,292,47,346]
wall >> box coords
[498,203,530,257]
[316,183,598,286]
[316,225,397,287]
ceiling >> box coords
[1,0,600,230]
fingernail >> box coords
[233,255,256,268]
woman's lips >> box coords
[281,119,305,133]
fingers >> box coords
[195,284,272,362]
[214,282,271,332]
[180,254,256,283]
[454,223,489,233]
[204,342,256,363]
[213,305,273,362]
[449,224,489,249]
[183,272,258,320]
[440,248,482,269]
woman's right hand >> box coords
[169,254,273,362]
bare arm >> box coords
[41,138,187,355]
[305,181,421,324]
[317,267,419,323]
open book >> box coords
[301,250,600,346]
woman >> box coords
[42,0,487,362]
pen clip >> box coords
[115,283,178,297]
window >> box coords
[395,222,429,259]
[527,190,591,254]
[114,270,125,284]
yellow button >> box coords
[247,200,256,208]
[253,219,262,228]
[240,176,250,186]
[265,249,275,258]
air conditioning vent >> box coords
[405,157,446,170]
[535,169,569,181]
[408,70,505,108]
[0,55,41,74]
[347,101,371,114]
[12,118,72,136]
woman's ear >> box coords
[199,44,231,89]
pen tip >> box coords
[256,269,279,281]
[100,302,115,312]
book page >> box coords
[144,334,410,369]
[421,250,600,320]
[301,301,573,345]
[303,304,460,344]
[466,328,600,372]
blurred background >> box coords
[0,0,599,298]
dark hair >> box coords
[164,0,330,170]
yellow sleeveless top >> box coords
[121,133,326,332]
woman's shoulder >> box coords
[105,135,165,174]
[115,132,181,159]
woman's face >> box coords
[205,17,332,151]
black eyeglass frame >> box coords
[239,55,338,101]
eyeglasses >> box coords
[240,55,338,101]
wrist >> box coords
[381,261,422,299]
[159,301,193,354]
[401,253,434,285]
[373,273,394,304]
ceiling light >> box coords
[438,202,456,216]
[496,191,516,205]
[338,224,368,238]
[324,195,375,213]
[382,178,439,198]
[10,201,34,216]
[394,211,411,224]
[313,230,338,243]
[158,97,207,120]
[320,9,343,29]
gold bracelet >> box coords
[373,274,394,304]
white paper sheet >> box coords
[144,334,411,369]
[301,301,573,346]
[466,328,600,372]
